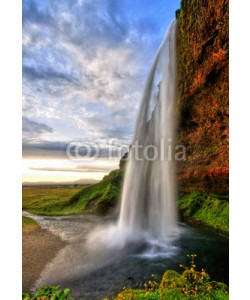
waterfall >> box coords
[117,20,178,244]
[87,21,178,252]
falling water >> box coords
[117,20,178,244]
[28,21,229,296]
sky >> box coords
[22,0,180,184]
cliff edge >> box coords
[176,0,229,194]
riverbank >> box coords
[178,193,229,236]
[22,217,67,293]
[21,214,228,299]
[22,176,229,236]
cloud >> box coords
[22,65,79,84]
[22,140,68,158]
[30,165,115,173]
[22,117,52,133]
[22,117,53,141]
[22,0,178,156]
[22,139,129,160]
[22,0,54,27]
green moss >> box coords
[178,193,229,235]
[22,216,39,232]
[204,145,220,153]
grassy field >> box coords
[22,185,87,215]
[22,169,123,216]
[22,216,39,232]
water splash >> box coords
[87,21,179,252]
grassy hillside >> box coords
[178,193,229,235]
[22,169,124,216]
[65,169,124,215]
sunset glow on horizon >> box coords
[22,157,119,184]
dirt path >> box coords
[22,227,67,293]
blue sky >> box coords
[22,0,180,183]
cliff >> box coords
[176,0,229,194]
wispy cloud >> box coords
[22,0,178,161]
[22,116,53,134]
[30,165,116,173]
[22,116,54,143]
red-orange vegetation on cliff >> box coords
[177,0,229,194]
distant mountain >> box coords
[22,178,99,186]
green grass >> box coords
[22,216,39,232]
[178,193,229,235]
[22,169,124,216]
[22,185,85,215]
[23,286,74,300]
[60,169,124,215]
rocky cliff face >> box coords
[176,0,229,194]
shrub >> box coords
[22,286,74,300]
[113,254,229,300]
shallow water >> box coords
[23,212,228,300]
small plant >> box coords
[114,254,229,299]
[179,254,210,296]
[22,286,74,300]
[143,274,159,292]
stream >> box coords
[23,212,228,299]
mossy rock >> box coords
[178,193,229,235]
[113,268,229,300]
[160,270,182,289]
